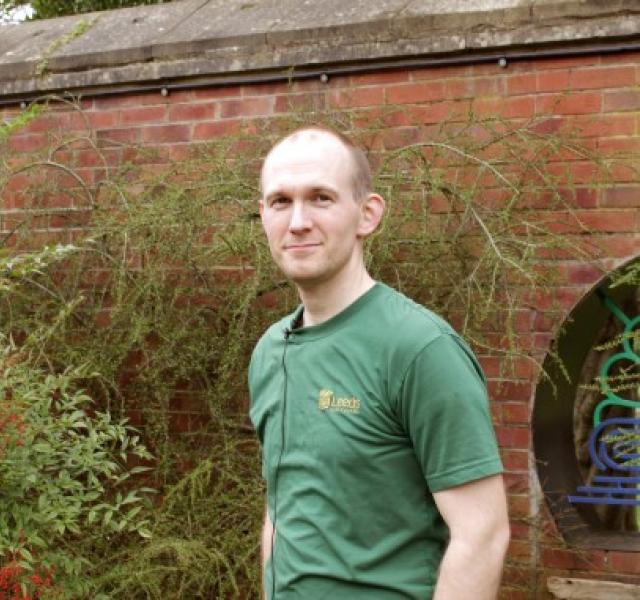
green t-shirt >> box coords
[249,283,502,600]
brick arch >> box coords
[533,254,640,552]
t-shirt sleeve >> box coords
[395,333,503,493]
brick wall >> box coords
[2,50,639,598]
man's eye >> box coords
[271,197,290,207]
[313,194,331,204]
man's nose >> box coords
[288,201,312,232]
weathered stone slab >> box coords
[548,576,640,600]
[1,0,640,99]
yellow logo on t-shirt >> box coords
[318,389,361,413]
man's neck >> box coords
[297,267,375,327]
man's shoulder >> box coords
[372,283,456,345]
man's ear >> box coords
[357,193,385,238]
[259,198,265,218]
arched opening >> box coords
[533,256,639,550]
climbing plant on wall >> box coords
[0,98,607,597]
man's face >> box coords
[260,131,367,289]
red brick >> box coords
[351,70,410,86]
[93,91,165,109]
[536,92,602,116]
[603,89,640,112]
[501,449,529,471]
[508,73,537,95]
[533,311,559,333]
[509,522,530,541]
[537,69,571,93]
[600,50,640,65]
[74,149,104,168]
[573,187,599,209]
[192,120,241,140]
[8,134,47,153]
[601,187,640,208]
[411,64,471,81]
[544,161,599,185]
[473,96,535,119]
[597,136,640,156]
[534,332,554,351]
[48,110,90,133]
[504,471,529,494]
[535,55,599,71]
[141,124,191,143]
[507,538,532,562]
[503,403,530,425]
[495,426,530,449]
[22,114,62,134]
[594,235,640,258]
[473,76,507,97]
[170,413,191,434]
[498,587,530,600]
[608,160,640,183]
[530,116,565,135]
[444,78,473,99]
[525,286,584,311]
[409,100,471,124]
[501,565,531,587]
[516,358,538,379]
[192,86,242,100]
[168,103,216,121]
[573,114,637,138]
[478,355,501,378]
[562,262,606,284]
[275,93,326,113]
[162,89,194,104]
[489,381,533,402]
[219,97,273,118]
[386,82,447,105]
[329,87,384,108]
[120,106,166,125]
[168,145,193,161]
[377,126,421,150]
[96,127,141,146]
[85,110,119,129]
[577,209,638,233]
[609,551,640,575]
[571,66,636,90]
[541,547,607,571]
[170,392,206,413]
[241,81,287,97]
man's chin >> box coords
[285,269,327,288]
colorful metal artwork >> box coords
[568,291,640,506]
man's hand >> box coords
[432,474,510,599]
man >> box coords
[249,126,510,600]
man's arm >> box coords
[262,506,274,566]
[261,506,274,599]
[432,473,510,600]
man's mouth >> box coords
[284,243,321,250]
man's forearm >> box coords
[261,509,274,600]
[433,534,508,599]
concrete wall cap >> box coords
[1,0,640,98]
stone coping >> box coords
[1,0,640,98]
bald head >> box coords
[261,126,373,203]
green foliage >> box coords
[0,104,43,144]
[35,17,98,77]
[0,247,156,598]
[0,98,609,597]
[0,0,173,20]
